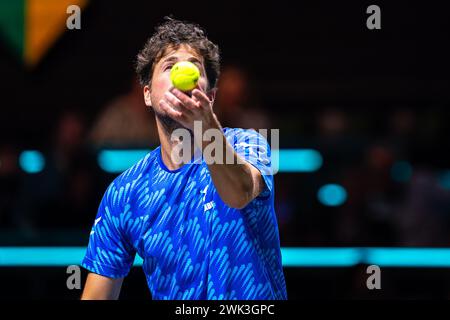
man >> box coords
[81,17,287,300]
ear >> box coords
[143,85,152,107]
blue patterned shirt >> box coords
[81,128,287,300]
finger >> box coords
[169,88,200,110]
[159,99,183,119]
[164,92,195,114]
[192,89,211,107]
[163,91,183,109]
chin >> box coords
[155,112,188,133]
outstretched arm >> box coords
[161,87,265,209]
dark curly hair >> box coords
[135,17,220,90]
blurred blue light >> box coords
[438,170,450,190]
[317,184,347,206]
[98,149,323,174]
[2,247,450,267]
[281,248,361,267]
[98,150,150,173]
[366,248,450,267]
[19,150,45,173]
[274,149,323,172]
[0,247,84,266]
[391,161,412,182]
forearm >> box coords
[159,87,265,208]
[202,117,263,209]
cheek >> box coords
[151,75,172,98]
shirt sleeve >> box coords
[225,128,274,198]
[81,180,136,278]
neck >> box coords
[155,117,195,171]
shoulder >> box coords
[223,127,259,137]
[114,149,157,185]
[223,127,271,158]
[104,148,159,208]
[224,127,274,186]
[223,127,269,144]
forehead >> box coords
[157,44,203,65]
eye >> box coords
[164,64,173,71]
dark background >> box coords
[0,0,450,299]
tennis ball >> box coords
[170,61,200,92]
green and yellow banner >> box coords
[0,0,88,67]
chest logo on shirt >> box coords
[200,185,215,212]
[204,201,215,211]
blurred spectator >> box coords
[214,65,271,130]
[89,78,159,148]
[317,108,349,138]
[388,108,416,138]
[336,142,399,245]
[386,108,416,158]
[314,107,364,167]
[394,168,450,246]
[274,175,299,245]
[13,110,102,234]
[0,145,20,227]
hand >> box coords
[159,87,219,132]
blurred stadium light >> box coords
[272,149,323,173]
[366,248,450,267]
[97,149,323,174]
[438,170,450,190]
[391,161,413,183]
[2,247,450,267]
[317,184,347,207]
[97,149,150,173]
[18,150,45,173]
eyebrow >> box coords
[161,56,202,66]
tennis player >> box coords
[81,17,287,300]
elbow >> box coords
[223,184,254,209]
[226,199,249,210]
[225,199,249,210]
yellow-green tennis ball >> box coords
[170,61,200,92]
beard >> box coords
[154,108,192,136]
[153,106,202,164]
